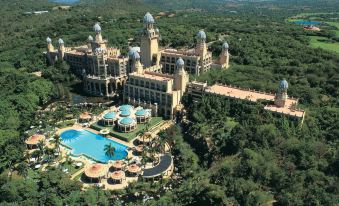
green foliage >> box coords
[0,0,338,205]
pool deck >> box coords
[57,125,134,148]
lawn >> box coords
[325,21,339,37]
[91,117,164,142]
[60,160,84,175]
[309,36,339,55]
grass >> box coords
[325,22,339,37]
[91,117,164,142]
[309,36,339,55]
[60,161,84,175]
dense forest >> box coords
[0,0,338,205]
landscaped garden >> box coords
[91,117,164,142]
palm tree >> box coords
[157,136,167,154]
[53,134,61,153]
[104,143,115,158]
[17,162,29,178]
[32,150,42,162]
[37,140,45,156]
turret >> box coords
[274,79,288,107]
[219,42,230,69]
[196,30,207,57]
[46,37,54,52]
[175,58,185,74]
[131,51,143,74]
[58,38,65,60]
[87,35,93,50]
[140,12,159,67]
[174,58,189,94]
[93,23,102,42]
[143,12,154,30]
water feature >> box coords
[293,20,321,25]
[61,129,128,163]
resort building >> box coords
[45,23,128,97]
[45,12,229,100]
[188,79,306,123]
[159,30,215,75]
[123,52,189,119]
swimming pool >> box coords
[60,129,128,163]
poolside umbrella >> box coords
[128,164,141,174]
[25,134,45,147]
[112,160,125,170]
[111,171,125,183]
[79,112,91,121]
[84,163,107,181]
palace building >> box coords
[45,12,305,122]
[45,23,128,97]
[124,51,189,119]
[45,12,229,119]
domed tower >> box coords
[196,30,208,57]
[140,12,159,67]
[274,79,288,107]
[93,23,107,50]
[219,42,230,69]
[174,58,189,95]
[46,37,55,65]
[93,23,102,42]
[46,37,54,52]
[58,38,65,60]
[131,51,143,74]
[87,35,93,50]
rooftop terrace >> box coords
[205,84,305,119]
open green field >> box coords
[91,117,164,142]
[325,21,339,37]
[309,36,339,54]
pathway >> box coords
[71,168,85,180]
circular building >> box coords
[120,110,131,117]
[79,112,92,123]
[135,109,151,123]
[118,117,137,133]
[119,104,133,112]
[25,134,45,149]
[102,111,117,126]
[84,163,107,183]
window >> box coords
[135,88,139,98]
[145,81,149,88]
[171,57,175,63]
[150,92,155,102]
[171,65,175,73]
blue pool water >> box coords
[61,129,128,163]
[293,20,321,25]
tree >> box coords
[104,143,115,158]
[16,162,29,178]
[53,134,61,153]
